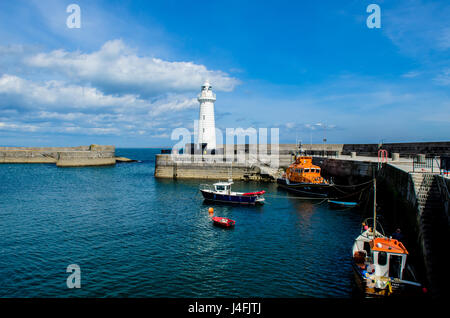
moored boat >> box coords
[200,181,265,205]
[351,179,424,297]
[212,216,235,228]
[328,200,359,208]
[277,156,332,197]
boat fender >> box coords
[366,264,375,273]
[387,281,392,294]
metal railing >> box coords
[303,150,339,158]
[440,156,450,177]
[435,175,450,226]
[199,184,214,191]
[412,155,440,173]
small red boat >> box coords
[212,217,235,228]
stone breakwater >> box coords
[155,154,263,180]
[0,145,117,167]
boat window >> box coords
[216,185,225,191]
[304,168,310,173]
[363,242,371,254]
[377,252,387,266]
[389,255,403,279]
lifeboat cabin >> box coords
[277,156,331,197]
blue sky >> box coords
[0,0,449,147]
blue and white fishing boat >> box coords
[200,181,265,205]
[328,200,359,208]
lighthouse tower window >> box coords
[203,115,205,120]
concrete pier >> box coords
[154,154,269,180]
[0,145,117,167]
[156,141,449,180]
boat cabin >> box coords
[370,237,408,280]
[354,234,409,280]
[213,182,232,194]
[286,156,328,184]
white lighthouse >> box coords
[197,81,217,151]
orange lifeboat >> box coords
[285,156,328,184]
[277,156,331,197]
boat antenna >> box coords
[228,161,233,183]
[373,177,377,238]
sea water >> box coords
[0,148,363,297]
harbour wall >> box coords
[304,141,450,157]
[0,145,116,167]
[154,154,264,180]
[156,139,449,181]
[185,141,450,158]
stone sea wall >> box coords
[0,145,116,167]
[154,154,263,180]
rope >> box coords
[264,194,330,200]
[330,179,374,188]
[332,185,372,200]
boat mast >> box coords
[373,177,377,238]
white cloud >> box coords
[401,71,421,78]
[150,96,198,116]
[0,74,149,111]
[433,69,450,86]
[0,121,39,132]
[0,39,241,139]
[25,39,240,97]
[0,73,207,137]
[438,27,450,50]
[383,1,450,57]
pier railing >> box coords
[303,150,339,158]
[440,156,450,177]
[199,184,214,191]
[168,154,284,165]
[412,155,441,173]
